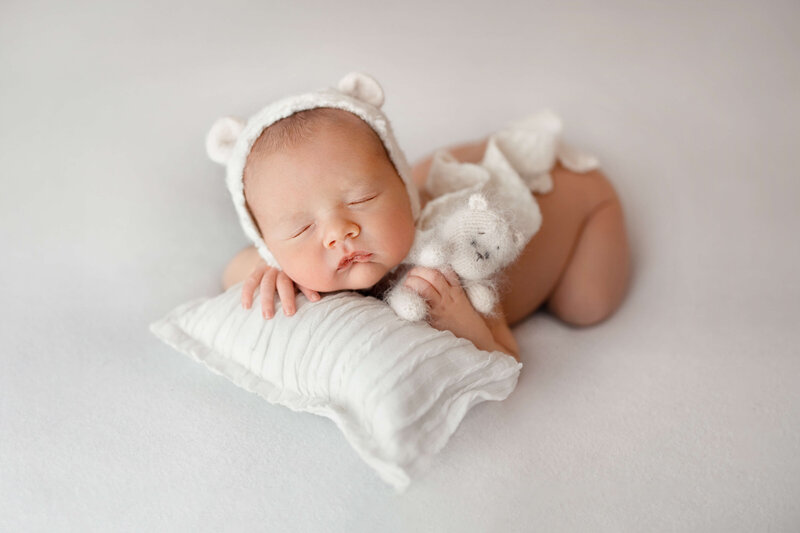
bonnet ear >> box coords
[206,116,245,165]
[337,72,385,108]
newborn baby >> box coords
[219,76,631,362]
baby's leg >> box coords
[495,162,631,326]
[543,196,631,327]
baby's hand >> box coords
[402,266,493,347]
[241,258,321,319]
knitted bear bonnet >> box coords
[205,72,422,268]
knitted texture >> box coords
[386,193,524,320]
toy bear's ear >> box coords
[512,229,525,249]
[337,72,385,108]
[468,193,489,211]
[206,116,245,165]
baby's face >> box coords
[244,113,415,293]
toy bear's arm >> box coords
[464,281,497,315]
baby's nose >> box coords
[325,220,360,248]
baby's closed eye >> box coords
[291,224,313,238]
[349,193,379,205]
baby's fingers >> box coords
[404,273,441,306]
[440,266,461,288]
[296,284,321,303]
[275,271,297,316]
[242,263,269,309]
[259,268,279,319]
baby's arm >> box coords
[403,266,520,361]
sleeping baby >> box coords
[212,72,631,362]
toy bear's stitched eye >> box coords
[478,231,485,235]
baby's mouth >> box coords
[338,252,373,270]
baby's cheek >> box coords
[287,261,333,292]
[270,248,321,290]
[382,212,415,260]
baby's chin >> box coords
[302,262,391,293]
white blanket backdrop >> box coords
[2,0,798,531]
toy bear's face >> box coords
[443,208,522,281]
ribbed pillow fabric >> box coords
[149,283,522,492]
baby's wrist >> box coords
[462,316,497,351]
[465,316,518,361]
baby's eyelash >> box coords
[350,194,378,205]
[292,224,312,238]
[288,194,377,238]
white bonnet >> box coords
[205,72,421,268]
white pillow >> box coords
[149,282,522,492]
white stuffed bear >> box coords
[386,193,526,321]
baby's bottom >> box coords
[411,140,632,328]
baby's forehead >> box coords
[247,135,385,187]
[242,107,398,222]
[257,167,380,229]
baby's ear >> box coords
[206,116,245,165]
[337,72,385,108]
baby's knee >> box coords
[546,284,618,327]
[546,200,631,327]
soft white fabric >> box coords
[149,283,522,493]
[205,72,421,269]
[418,109,599,244]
